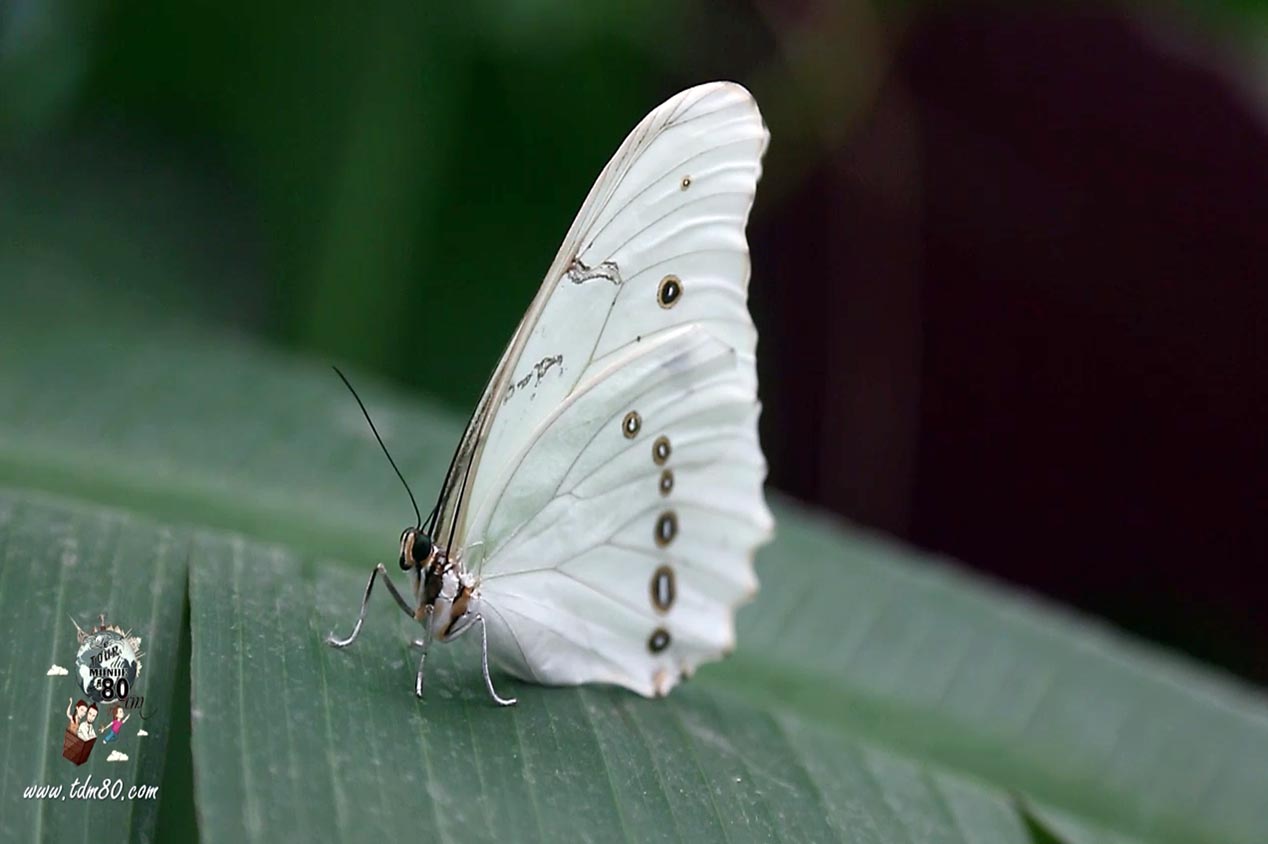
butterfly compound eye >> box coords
[411,533,433,564]
[399,528,431,570]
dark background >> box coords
[3,1,1265,680]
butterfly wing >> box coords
[440,82,771,696]
[477,325,771,696]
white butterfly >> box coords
[328,81,774,703]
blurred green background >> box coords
[3,0,1267,680]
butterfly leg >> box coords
[326,564,415,649]
[477,615,517,707]
[411,608,437,697]
[443,612,516,706]
[415,646,428,698]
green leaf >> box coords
[2,207,1267,843]
[186,536,1043,843]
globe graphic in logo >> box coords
[74,629,140,704]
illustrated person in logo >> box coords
[66,698,88,733]
[62,698,98,765]
[77,703,98,741]
[100,705,130,744]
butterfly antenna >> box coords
[332,366,422,529]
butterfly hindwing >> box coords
[477,327,770,696]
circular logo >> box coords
[75,629,140,704]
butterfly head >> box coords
[398,527,435,572]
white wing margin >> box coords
[478,327,772,696]
[455,82,772,696]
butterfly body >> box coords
[328,81,773,703]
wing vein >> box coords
[581,135,759,254]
